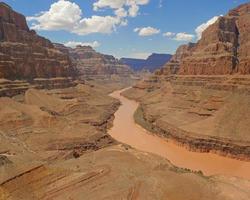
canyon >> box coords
[0,1,250,200]
[159,3,250,76]
[110,88,250,179]
[123,3,250,161]
[55,44,133,81]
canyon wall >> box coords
[67,45,133,79]
[124,3,250,160]
[0,3,76,80]
[156,43,195,75]
[162,3,250,75]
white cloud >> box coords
[162,16,220,42]
[27,0,134,35]
[93,0,126,10]
[173,32,195,41]
[73,15,122,35]
[93,0,149,17]
[160,16,220,43]
[163,32,175,37]
[134,27,140,32]
[195,16,221,39]
[26,0,82,30]
[128,2,139,17]
[134,26,160,36]
[115,7,127,18]
[64,41,101,48]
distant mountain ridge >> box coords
[54,45,133,79]
[121,53,172,72]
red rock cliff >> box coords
[177,3,250,75]
[0,3,76,80]
[156,43,195,75]
[68,45,132,78]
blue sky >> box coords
[3,0,249,58]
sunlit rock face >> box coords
[0,2,76,80]
[156,43,195,75]
[124,2,250,161]
[160,3,250,75]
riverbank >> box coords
[1,85,250,199]
[122,75,250,162]
[134,105,250,161]
[109,88,250,179]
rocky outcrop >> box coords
[0,78,77,97]
[156,43,195,75]
[231,3,250,74]
[68,45,132,79]
[123,3,250,161]
[0,3,76,80]
[123,74,250,161]
[178,3,250,75]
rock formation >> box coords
[1,3,250,199]
[67,45,132,79]
[156,43,195,75]
[178,3,250,75]
[160,3,250,75]
[0,78,78,97]
[1,79,250,200]
[123,74,250,160]
[0,3,76,80]
[123,2,250,161]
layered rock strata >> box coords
[123,74,250,161]
[124,3,250,160]
[156,43,195,75]
[1,83,250,199]
[0,3,76,80]
[0,78,77,97]
[161,3,250,75]
[68,45,133,79]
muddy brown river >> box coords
[109,88,250,180]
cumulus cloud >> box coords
[128,2,139,17]
[73,15,122,35]
[195,16,221,39]
[163,31,194,41]
[93,0,149,17]
[93,0,126,10]
[134,26,160,36]
[26,0,82,30]
[173,32,195,41]
[27,0,141,35]
[64,41,101,48]
[115,7,128,18]
[163,32,175,37]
